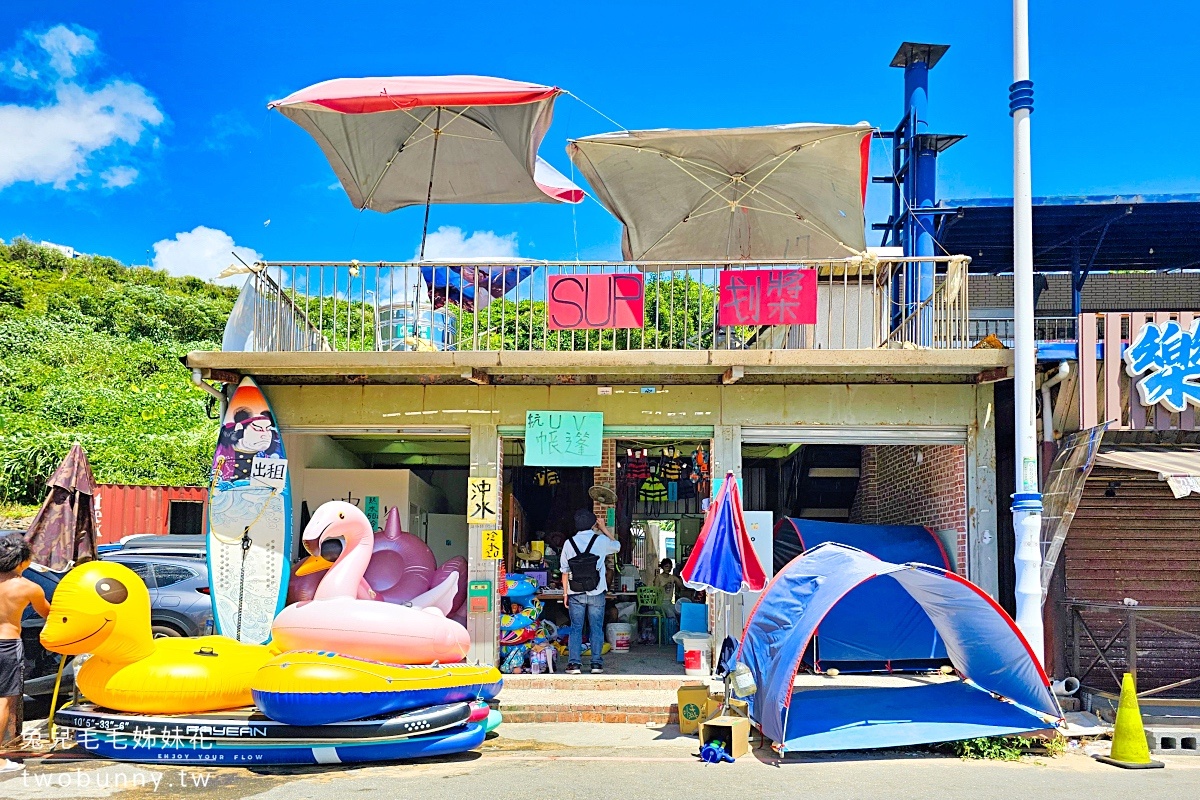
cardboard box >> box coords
[706,694,748,718]
[676,684,710,735]
[699,715,750,759]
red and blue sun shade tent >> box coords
[681,473,767,596]
[739,543,1062,753]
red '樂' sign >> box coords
[717,269,817,326]
[547,274,645,330]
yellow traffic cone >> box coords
[1095,673,1164,769]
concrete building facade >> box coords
[190,340,1008,665]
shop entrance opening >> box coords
[499,435,713,677]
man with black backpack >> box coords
[560,508,621,674]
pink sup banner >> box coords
[547,273,645,330]
[718,268,817,326]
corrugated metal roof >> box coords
[937,194,1200,274]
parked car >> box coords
[100,553,214,638]
[18,561,74,698]
[118,534,207,558]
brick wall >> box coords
[970,273,1200,313]
[593,438,616,518]
[849,444,967,574]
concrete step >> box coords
[500,706,679,724]
[502,674,708,692]
[498,686,685,724]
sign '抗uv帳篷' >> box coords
[524,411,603,466]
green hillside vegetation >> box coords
[0,238,236,507]
[0,240,732,516]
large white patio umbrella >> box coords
[270,75,583,257]
[568,123,872,261]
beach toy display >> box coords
[46,500,497,766]
[39,561,273,714]
[253,652,501,726]
[497,580,560,674]
[271,502,471,664]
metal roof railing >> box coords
[226,256,973,354]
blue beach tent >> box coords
[740,543,1062,753]
[773,519,951,672]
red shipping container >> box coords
[93,484,208,544]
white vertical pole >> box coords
[1011,0,1044,665]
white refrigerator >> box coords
[740,511,775,630]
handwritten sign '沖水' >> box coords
[525,411,603,467]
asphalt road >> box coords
[4,723,1199,800]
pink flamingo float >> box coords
[272,502,470,664]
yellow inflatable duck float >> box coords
[40,561,273,714]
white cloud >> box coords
[9,59,35,80]
[36,25,95,79]
[100,165,138,188]
[0,24,163,191]
[415,226,520,260]
[151,226,261,283]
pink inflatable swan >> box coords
[284,507,467,617]
[271,501,470,664]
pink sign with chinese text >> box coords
[717,269,818,326]
[547,273,645,330]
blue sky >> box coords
[1,1,1197,281]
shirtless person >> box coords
[0,534,49,772]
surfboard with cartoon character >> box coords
[206,376,292,644]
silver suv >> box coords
[101,552,214,638]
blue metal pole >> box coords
[913,141,937,344]
[904,60,929,142]
[1070,238,1082,318]
[904,59,935,345]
